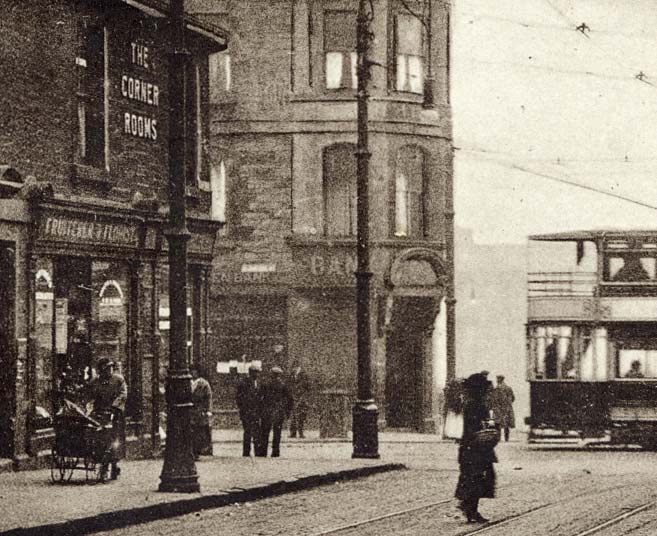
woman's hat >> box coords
[464,372,490,390]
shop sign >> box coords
[40,216,139,247]
[216,271,271,284]
[309,253,357,278]
[121,41,159,141]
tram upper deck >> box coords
[527,230,657,384]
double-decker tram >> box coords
[527,230,657,448]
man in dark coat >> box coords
[489,375,515,442]
[236,362,263,457]
[191,368,213,458]
[87,357,127,481]
[260,367,293,457]
[455,372,497,524]
[288,364,310,438]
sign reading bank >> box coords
[121,41,159,140]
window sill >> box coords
[71,163,111,190]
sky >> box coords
[452,0,657,243]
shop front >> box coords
[208,243,447,433]
[16,199,218,463]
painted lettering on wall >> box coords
[122,41,159,140]
[40,217,138,246]
[309,253,357,277]
[217,272,271,284]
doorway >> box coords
[0,241,16,457]
[385,297,434,430]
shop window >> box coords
[395,14,424,94]
[394,146,427,237]
[209,52,231,100]
[210,160,227,222]
[77,22,108,169]
[324,11,357,89]
[186,61,206,185]
[323,144,357,237]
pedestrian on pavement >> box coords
[455,372,497,524]
[260,366,293,457]
[191,367,213,458]
[288,363,310,438]
[489,375,515,442]
[443,377,464,440]
[87,357,127,482]
[236,362,263,457]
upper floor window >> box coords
[209,52,231,100]
[323,144,356,237]
[77,23,108,169]
[324,11,357,89]
[395,15,423,94]
[186,61,204,184]
[394,146,426,237]
[210,160,226,222]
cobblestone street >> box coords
[92,440,657,536]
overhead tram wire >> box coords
[455,146,657,165]
[455,148,657,213]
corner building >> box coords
[192,0,455,432]
[0,0,227,466]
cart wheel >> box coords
[84,457,100,483]
[50,453,74,483]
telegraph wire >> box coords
[455,148,657,212]
[454,146,657,165]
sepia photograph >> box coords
[1,0,657,534]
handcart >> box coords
[50,399,113,483]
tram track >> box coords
[309,481,650,536]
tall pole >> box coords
[159,0,200,493]
[352,0,380,460]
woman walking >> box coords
[455,372,497,523]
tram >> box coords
[526,230,657,448]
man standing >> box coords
[236,362,263,457]
[289,364,310,438]
[88,357,127,481]
[191,367,213,459]
[489,375,515,442]
[261,367,293,457]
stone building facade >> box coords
[0,0,227,466]
[191,0,454,432]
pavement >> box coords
[0,430,440,536]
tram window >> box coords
[617,350,657,379]
[530,326,576,380]
[607,255,655,281]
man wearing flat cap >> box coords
[236,362,263,457]
[87,357,127,481]
[260,366,293,457]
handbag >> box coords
[473,418,500,448]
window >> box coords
[186,61,204,184]
[78,23,108,168]
[210,160,226,222]
[606,254,656,282]
[394,146,426,237]
[324,11,357,89]
[395,15,423,94]
[528,325,607,381]
[209,52,231,100]
[323,144,357,237]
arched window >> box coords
[211,160,226,222]
[323,144,357,237]
[394,146,427,237]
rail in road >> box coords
[310,482,656,536]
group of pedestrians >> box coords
[237,362,310,457]
[453,371,516,524]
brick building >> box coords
[0,0,227,466]
[191,0,454,432]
